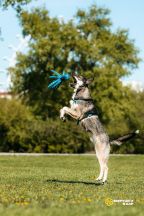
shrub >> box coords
[0,99,91,153]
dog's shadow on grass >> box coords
[46,179,103,186]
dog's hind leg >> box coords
[96,152,109,183]
[96,161,104,181]
[90,135,105,181]
[101,147,110,183]
[103,145,110,183]
[102,161,108,183]
[94,143,110,183]
[95,151,105,181]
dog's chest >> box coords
[70,91,79,109]
[70,99,79,109]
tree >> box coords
[0,98,91,153]
[0,0,31,13]
[9,5,140,138]
[0,0,31,8]
[0,98,33,151]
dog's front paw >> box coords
[60,116,66,122]
[60,108,66,122]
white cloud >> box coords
[8,35,30,67]
[123,80,144,92]
[2,35,31,90]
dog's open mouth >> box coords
[73,77,77,83]
[69,72,77,87]
[72,72,79,82]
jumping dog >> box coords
[60,72,139,184]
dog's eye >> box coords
[69,83,75,88]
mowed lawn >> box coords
[0,155,143,216]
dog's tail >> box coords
[110,130,139,146]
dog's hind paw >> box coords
[101,180,108,185]
[95,177,102,181]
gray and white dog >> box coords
[60,72,138,184]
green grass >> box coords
[0,155,144,216]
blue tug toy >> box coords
[48,70,70,89]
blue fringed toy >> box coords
[48,70,70,89]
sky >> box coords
[0,0,144,91]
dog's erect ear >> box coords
[85,78,93,85]
[71,71,78,78]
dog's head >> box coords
[69,72,92,89]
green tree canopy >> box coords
[0,98,91,153]
[0,0,31,8]
[0,0,31,13]
[9,5,140,135]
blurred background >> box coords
[0,0,143,153]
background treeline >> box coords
[0,94,143,154]
[0,2,144,153]
[0,99,90,153]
